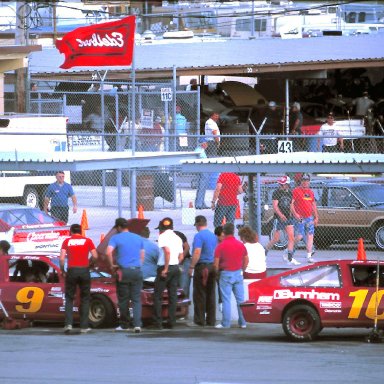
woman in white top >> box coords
[238,226,267,279]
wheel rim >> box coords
[289,311,314,336]
[26,192,38,207]
[376,226,384,250]
[89,299,106,323]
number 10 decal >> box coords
[15,287,45,313]
[349,289,384,320]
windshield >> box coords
[353,185,384,206]
[0,208,58,226]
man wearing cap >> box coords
[317,113,344,152]
[290,173,318,264]
[153,217,184,329]
[188,215,217,327]
[204,111,220,157]
[106,218,145,333]
[194,137,209,209]
[260,101,283,154]
[264,175,299,266]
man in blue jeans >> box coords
[194,137,210,209]
[106,218,145,333]
[214,223,249,329]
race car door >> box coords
[3,257,65,322]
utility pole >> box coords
[15,1,27,113]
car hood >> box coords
[219,81,267,107]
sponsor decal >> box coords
[27,231,62,242]
[274,289,340,301]
[21,224,54,229]
[55,16,136,69]
[68,239,87,246]
[35,243,60,249]
[91,288,109,293]
[50,287,62,292]
[257,296,273,304]
[320,302,342,309]
[324,309,342,313]
[256,305,272,310]
[259,310,271,315]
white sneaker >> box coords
[80,328,92,334]
[239,324,247,329]
[289,258,301,266]
[307,256,315,264]
[215,324,229,329]
[134,327,141,334]
[64,325,72,334]
[115,326,129,331]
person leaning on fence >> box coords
[238,226,266,279]
[204,111,220,157]
[264,175,297,266]
[44,171,77,224]
[60,223,98,334]
[317,113,344,153]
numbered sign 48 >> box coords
[278,140,293,153]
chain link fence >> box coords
[2,79,383,251]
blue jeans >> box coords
[117,267,143,328]
[195,173,209,207]
[179,257,191,298]
[214,205,236,228]
[65,267,91,329]
[219,269,246,328]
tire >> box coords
[374,223,384,250]
[22,187,40,208]
[89,295,116,328]
[270,228,288,249]
[282,304,321,342]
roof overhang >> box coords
[0,45,42,72]
[0,151,200,172]
[181,152,384,174]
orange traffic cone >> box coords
[357,238,367,261]
[100,233,105,243]
[137,205,144,219]
[235,199,241,219]
[81,209,89,230]
[222,216,226,225]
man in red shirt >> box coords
[60,224,98,334]
[211,172,243,228]
[290,173,319,264]
[213,223,249,329]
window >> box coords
[8,259,58,283]
[352,266,383,287]
[328,188,357,208]
[280,265,341,288]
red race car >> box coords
[0,252,189,328]
[0,204,69,253]
[241,259,384,341]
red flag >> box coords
[55,16,135,69]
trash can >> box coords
[136,174,154,211]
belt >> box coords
[196,262,213,266]
[121,266,141,270]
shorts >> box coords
[295,216,315,237]
[273,217,295,231]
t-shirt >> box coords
[45,182,74,207]
[157,229,183,266]
[292,187,315,218]
[204,118,220,141]
[108,231,144,268]
[217,173,241,206]
[272,187,293,219]
[61,235,95,268]
[174,230,191,258]
[192,228,217,264]
[244,242,266,274]
[142,238,160,279]
[319,123,341,147]
[214,236,247,271]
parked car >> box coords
[242,179,384,250]
[0,253,190,328]
[241,259,384,341]
[0,204,70,253]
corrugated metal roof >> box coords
[29,34,384,77]
[181,152,384,174]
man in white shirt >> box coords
[153,217,184,329]
[204,112,221,157]
[317,113,344,152]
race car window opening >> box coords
[280,265,341,288]
[8,259,56,283]
[0,208,57,227]
[352,266,383,287]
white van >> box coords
[0,114,69,208]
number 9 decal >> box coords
[15,287,45,313]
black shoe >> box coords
[196,205,209,210]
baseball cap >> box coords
[194,215,207,226]
[301,173,311,180]
[198,137,208,144]
[277,175,291,185]
[155,217,173,230]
